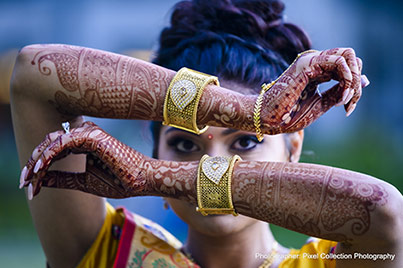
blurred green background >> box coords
[1,0,402,267]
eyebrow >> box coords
[164,127,240,136]
[221,128,240,136]
[164,127,198,136]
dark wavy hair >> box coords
[151,0,311,157]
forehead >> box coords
[161,125,244,138]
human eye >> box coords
[167,136,200,153]
[230,135,262,152]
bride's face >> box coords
[157,124,296,237]
[156,80,304,237]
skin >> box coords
[10,44,403,267]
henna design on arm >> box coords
[22,121,153,198]
[22,121,395,247]
[144,159,198,201]
[231,161,388,244]
[22,121,198,202]
[30,44,175,120]
[197,48,367,135]
[26,45,366,134]
[259,48,364,134]
[28,44,256,131]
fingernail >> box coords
[28,183,33,200]
[346,103,357,117]
[19,166,27,189]
[33,159,42,174]
[342,89,350,103]
[361,75,370,87]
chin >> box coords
[167,198,257,237]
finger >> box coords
[82,121,97,127]
[40,171,86,191]
[322,48,360,105]
[340,49,360,105]
[42,170,128,198]
[28,123,101,197]
[319,82,343,111]
[29,133,78,196]
[315,54,353,94]
[356,57,363,73]
[345,75,369,117]
[20,130,65,189]
[27,171,87,199]
[345,80,361,117]
[344,57,363,104]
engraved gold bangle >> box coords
[163,67,219,134]
[196,154,241,216]
[253,49,318,142]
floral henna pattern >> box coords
[260,48,364,134]
[197,86,255,132]
[196,48,366,135]
[39,153,151,198]
[21,121,389,243]
[21,121,154,198]
[30,44,175,120]
[21,121,198,201]
[232,161,388,243]
[29,45,366,135]
[320,169,387,236]
[144,159,198,202]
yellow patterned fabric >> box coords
[279,238,337,268]
[78,203,337,268]
[77,203,123,268]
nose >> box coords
[205,145,231,158]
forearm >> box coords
[231,161,399,244]
[12,44,255,130]
[12,44,174,120]
[149,158,398,244]
[145,159,198,201]
[197,85,256,132]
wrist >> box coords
[197,84,256,132]
[146,159,198,203]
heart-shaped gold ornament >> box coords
[202,156,230,184]
[170,79,197,110]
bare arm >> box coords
[10,69,104,267]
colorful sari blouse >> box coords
[77,203,337,268]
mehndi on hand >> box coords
[259,48,369,134]
[19,121,152,199]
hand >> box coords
[260,48,369,134]
[19,121,151,199]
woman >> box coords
[10,0,402,267]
